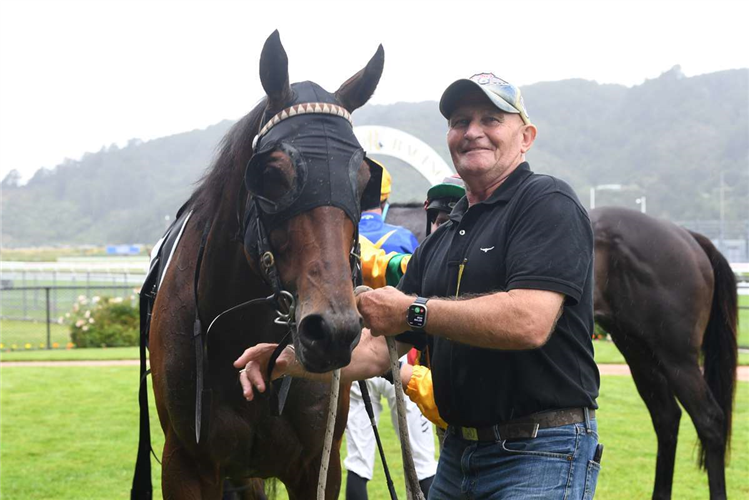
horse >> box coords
[140,31,385,499]
[592,206,737,500]
[385,202,738,499]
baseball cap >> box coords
[426,175,466,212]
[439,72,531,124]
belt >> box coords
[450,408,595,442]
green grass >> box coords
[0,346,139,361]
[0,320,70,348]
[1,367,747,499]
[0,247,149,261]
[8,339,747,366]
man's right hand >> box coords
[234,343,296,401]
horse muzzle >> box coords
[295,310,362,373]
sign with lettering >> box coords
[354,126,453,186]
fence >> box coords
[0,285,138,350]
[1,283,747,351]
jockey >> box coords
[359,160,419,254]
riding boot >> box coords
[346,470,369,500]
[419,475,434,499]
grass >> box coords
[1,366,747,499]
[0,247,149,261]
[0,320,70,348]
[6,338,749,366]
[0,346,139,361]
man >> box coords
[345,160,436,500]
[236,73,600,499]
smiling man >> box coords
[236,73,601,500]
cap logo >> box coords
[471,73,509,87]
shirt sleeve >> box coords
[505,191,593,304]
[406,365,448,429]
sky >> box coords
[0,0,747,183]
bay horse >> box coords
[140,31,385,499]
[387,203,738,499]
[592,206,737,500]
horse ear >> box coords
[335,45,384,113]
[259,30,292,111]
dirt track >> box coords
[1,360,748,381]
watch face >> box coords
[408,304,427,329]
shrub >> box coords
[67,295,139,348]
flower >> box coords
[82,325,89,332]
[52,342,60,349]
[76,319,86,327]
[88,318,95,324]
[66,342,75,349]
[92,296,101,303]
[24,343,32,349]
[84,310,91,319]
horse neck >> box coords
[195,169,270,315]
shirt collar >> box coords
[450,162,533,223]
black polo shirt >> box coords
[398,162,599,427]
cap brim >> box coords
[426,198,456,213]
[439,79,521,119]
[427,183,466,201]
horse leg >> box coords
[659,360,727,500]
[281,452,342,500]
[613,336,682,500]
[162,427,223,500]
[222,478,267,500]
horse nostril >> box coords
[299,314,329,343]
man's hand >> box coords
[233,343,297,401]
[356,286,413,337]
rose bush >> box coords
[67,294,139,347]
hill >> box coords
[2,67,747,246]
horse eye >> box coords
[259,162,294,201]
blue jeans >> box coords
[430,418,600,499]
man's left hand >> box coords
[356,286,412,337]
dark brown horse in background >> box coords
[388,203,738,499]
[144,32,384,499]
[592,206,737,500]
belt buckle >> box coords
[461,427,478,441]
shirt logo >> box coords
[480,246,495,253]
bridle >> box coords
[193,96,375,442]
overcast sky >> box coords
[0,0,747,183]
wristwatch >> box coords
[407,297,429,330]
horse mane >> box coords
[184,99,267,219]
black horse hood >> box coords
[245,81,371,231]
